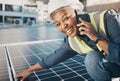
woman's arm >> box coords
[77,12,120,65]
[16,37,77,81]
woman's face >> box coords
[51,7,78,37]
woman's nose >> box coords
[61,23,68,30]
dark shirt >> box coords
[39,11,120,69]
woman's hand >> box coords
[77,19,109,54]
[77,19,97,41]
[16,63,42,81]
[16,69,32,81]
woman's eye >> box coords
[64,17,69,21]
[56,23,60,27]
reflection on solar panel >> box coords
[0,27,64,44]
[4,40,94,81]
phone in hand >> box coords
[74,10,80,24]
[74,10,85,36]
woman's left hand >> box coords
[77,19,97,41]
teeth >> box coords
[66,27,72,33]
[67,29,71,33]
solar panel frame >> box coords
[0,47,11,81]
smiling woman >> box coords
[16,0,120,81]
[51,7,78,37]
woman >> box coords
[16,0,120,81]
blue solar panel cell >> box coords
[52,66,68,71]
[60,72,78,79]
[42,76,61,81]
[55,68,72,74]
[70,65,85,71]
[76,69,87,74]
[29,77,38,81]
[64,76,85,81]
[38,72,57,79]
[36,69,52,74]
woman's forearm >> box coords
[27,63,43,73]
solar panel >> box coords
[0,27,64,44]
[0,47,10,81]
[6,40,94,81]
[0,26,94,81]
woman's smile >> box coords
[66,26,74,35]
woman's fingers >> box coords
[78,27,88,35]
[16,73,26,81]
[77,19,89,35]
[77,19,97,40]
[20,76,26,81]
[15,70,30,81]
[77,19,91,28]
[16,72,23,78]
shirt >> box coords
[39,11,120,69]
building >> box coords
[36,1,49,23]
[0,0,38,26]
[86,0,120,12]
[24,1,50,23]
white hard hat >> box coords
[48,0,83,15]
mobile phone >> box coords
[74,10,85,35]
[74,10,80,24]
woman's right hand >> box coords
[16,63,43,81]
[16,69,32,81]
